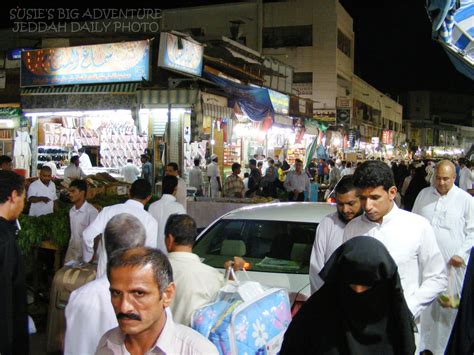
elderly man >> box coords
[82,179,158,278]
[284,159,311,201]
[309,175,363,293]
[413,160,474,355]
[224,162,245,198]
[64,214,147,355]
[343,160,447,323]
[96,247,218,354]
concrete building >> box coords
[161,0,403,142]
[401,91,474,150]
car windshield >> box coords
[193,219,318,274]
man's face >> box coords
[165,166,177,177]
[74,159,80,167]
[295,162,303,173]
[109,264,174,336]
[68,186,84,204]
[39,170,52,185]
[336,190,362,223]
[435,166,455,196]
[358,186,397,224]
[140,157,146,164]
[234,167,241,175]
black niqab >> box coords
[280,236,415,355]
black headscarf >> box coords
[445,247,474,355]
[280,236,416,355]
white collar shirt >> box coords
[148,195,186,246]
[64,164,86,180]
[412,185,474,265]
[310,212,346,294]
[82,199,159,278]
[79,153,92,168]
[459,167,474,191]
[284,171,311,199]
[65,201,99,263]
[95,314,218,355]
[121,163,140,184]
[65,276,116,355]
[188,167,203,189]
[168,252,224,326]
[343,203,447,319]
[27,179,57,216]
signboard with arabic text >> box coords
[21,40,150,87]
[158,32,203,77]
[313,109,336,122]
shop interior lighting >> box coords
[0,119,15,128]
[210,139,215,145]
[24,110,132,117]
[332,137,341,147]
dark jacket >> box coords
[0,217,29,355]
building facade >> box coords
[161,0,403,143]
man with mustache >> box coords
[96,247,217,354]
[309,175,363,293]
[65,213,146,355]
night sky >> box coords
[2,0,473,95]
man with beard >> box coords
[310,175,362,293]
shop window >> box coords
[337,29,351,58]
[263,25,312,48]
[293,72,313,84]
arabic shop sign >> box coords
[313,109,336,123]
[158,32,203,77]
[20,40,150,87]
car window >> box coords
[193,219,318,274]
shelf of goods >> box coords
[223,145,241,166]
[37,146,68,163]
[286,147,306,166]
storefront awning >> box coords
[21,83,138,95]
[202,103,236,120]
[138,89,199,106]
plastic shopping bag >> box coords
[220,268,265,302]
[438,266,465,309]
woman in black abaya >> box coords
[280,236,416,355]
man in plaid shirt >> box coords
[224,163,245,198]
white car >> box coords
[193,202,336,314]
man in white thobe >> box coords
[149,176,186,248]
[342,161,447,324]
[188,158,203,195]
[78,147,92,168]
[121,159,140,184]
[207,154,221,199]
[82,179,158,279]
[413,160,474,355]
[64,214,146,355]
[310,175,362,293]
[459,158,473,192]
[165,162,187,211]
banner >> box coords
[21,40,150,87]
[204,72,274,122]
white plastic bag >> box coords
[438,266,465,309]
[220,267,265,302]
